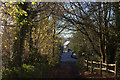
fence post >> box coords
[91,60,93,73]
[87,60,88,71]
[100,60,102,77]
[106,63,108,73]
[115,61,117,79]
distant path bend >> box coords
[60,52,77,62]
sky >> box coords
[0,0,119,2]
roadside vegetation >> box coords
[0,2,119,79]
[69,2,120,77]
[1,2,62,79]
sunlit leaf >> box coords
[32,2,35,5]
[15,37,17,40]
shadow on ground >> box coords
[46,52,118,80]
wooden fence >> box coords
[84,60,117,78]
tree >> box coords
[57,2,119,63]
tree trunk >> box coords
[103,2,108,64]
[98,2,105,63]
[52,16,56,58]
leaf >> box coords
[21,2,24,4]
[10,1,12,4]
[41,49,43,51]
[9,27,13,29]
[15,37,17,40]
[32,27,35,30]
[24,13,28,16]
[32,2,35,5]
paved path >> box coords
[60,52,77,62]
[47,52,82,78]
[47,52,116,79]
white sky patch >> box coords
[64,41,70,45]
[57,28,75,38]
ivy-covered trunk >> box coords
[12,3,30,67]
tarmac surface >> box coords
[60,52,77,62]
